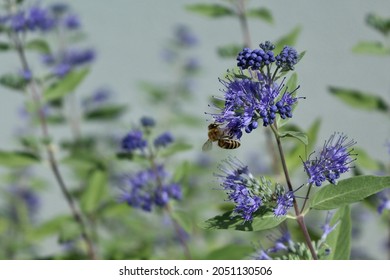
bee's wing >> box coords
[202,139,213,152]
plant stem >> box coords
[148,149,192,260]
[10,31,96,259]
[300,183,313,213]
[271,123,318,260]
[236,0,251,48]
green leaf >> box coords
[25,38,51,54]
[43,68,89,102]
[186,4,234,18]
[366,13,390,36]
[329,86,389,113]
[310,175,390,210]
[207,244,253,260]
[352,41,390,55]
[58,219,81,243]
[159,142,192,157]
[29,215,73,240]
[138,81,169,102]
[325,206,351,260]
[286,118,321,172]
[285,72,298,91]
[354,147,383,171]
[202,211,286,232]
[279,131,308,145]
[217,44,243,58]
[171,210,193,233]
[0,150,40,167]
[246,7,273,24]
[80,169,108,213]
[0,42,11,51]
[84,105,127,121]
[274,26,301,54]
[0,73,27,91]
[46,115,66,124]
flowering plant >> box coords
[0,0,389,261]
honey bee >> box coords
[202,123,241,151]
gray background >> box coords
[1,0,389,258]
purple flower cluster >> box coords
[276,46,299,71]
[119,165,182,211]
[121,118,175,153]
[1,3,82,33]
[217,158,294,221]
[118,117,181,212]
[121,130,148,152]
[236,42,275,70]
[42,48,95,77]
[303,133,356,187]
[211,72,299,139]
[209,41,301,139]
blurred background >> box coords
[0,0,389,259]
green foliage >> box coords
[44,68,90,102]
[0,73,27,91]
[285,118,321,172]
[202,211,286,232]
[206,244,254,260]
[246,7,273,24]
[80,169,108,214]
[217,44,243,58]
[0,42,11,51]
[329,86,389,113]
[159,142,193,157]
[171,210,193,233]
[354,147,384,171]
[324,206,351,260]
[274,26,301,54]
[310,175,390,210]
[83,105,127,121]
[25,38,51,54]
[0,150,40,168]
[352,41,390,55]
[366,13,390,36]
[279,131,308,146]
[186,4,234,18]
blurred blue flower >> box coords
[154,132,174,148]
[63,14,80,30]
[118,165,182,212]
[140,116,156,128]
[42,48,95,77]
[174,24,198,47]
[121,130,147,152]
[377,191,390,214]
[320,212,339,242]
[303,133,356,187]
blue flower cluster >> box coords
[210,41,301,139]
[0,3,81,33]
[217,158,294,221]
[42,48,95,77]
[119,165,182,211]
[276,46,299,71]
[303,133,356,187]
[212,72,299,139]
[118,117,181,212]
[236,42,276,70]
